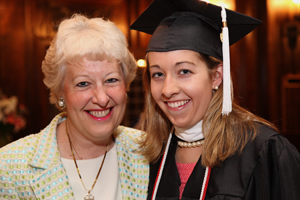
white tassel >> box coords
[221,6,232,115]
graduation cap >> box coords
[130,0,262,115]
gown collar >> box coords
[174,120,204,142]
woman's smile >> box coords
[87,108,113,120]
[165,100,190,109]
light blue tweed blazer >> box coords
[0,113,149,200]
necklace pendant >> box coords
[84,193,94,200]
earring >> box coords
[57,98,66,109]
[214,86,219,90]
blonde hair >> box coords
[139,53,277,167]
[42,14,137,110]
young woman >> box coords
[131,0,300,199]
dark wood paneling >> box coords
[232,0,268,118]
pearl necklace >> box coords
[151,133,211,200]
[177,138,205,148]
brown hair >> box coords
[139,53,277,167]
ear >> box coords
[211,64,223,89]
[58,87,66,98]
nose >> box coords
[161,76,180,98]
[92,86,110,107]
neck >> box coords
[57,120,114,160]
[176,145,203,164]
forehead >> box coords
[148,50,201,65]
[148,50,212,76]
[69,57,120,70]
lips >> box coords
[88,109,111,118]
[167,100,189,108]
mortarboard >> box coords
[130,0,261,60]
[130,0,262,115]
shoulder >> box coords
[0,133,39,155]
[114,125,144,137]
[0,130,47,173]
[252,124,300,160]
[114,126,149,199]
[114,126,145,150]
[239,123,295,159]
[239,123,300,174]
[251,124,296,155]
[250,124,280,150]
[209,124,300,198]
[0,113,63,163]
[244,124,300,198]
[215,123,299,174]
[254,123,280,141]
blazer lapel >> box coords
[114,126,149,199]
[29,162,74,199]
[28,114,74,199]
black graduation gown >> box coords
[147,125,300,200]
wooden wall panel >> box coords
[231,0,268,118]
[0,0,28,140]
[267,0,300,133]
[0,0,26,101]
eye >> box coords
[76,82,89,87]
[106,78,118,83]
[179,69,191,75]
[151,72,163,78]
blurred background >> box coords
[0,0,300,150]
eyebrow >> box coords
[149,61,196,69]
[175,61,195,66]
[149,64,160,69]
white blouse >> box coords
[61,143,122,200]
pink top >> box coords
[176,162,197,199]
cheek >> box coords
[63,84,81,99]
[199,87,213,109]
[150,82,161,102]
[108,85,127,104]
[63,84,77,105]
[190,80,213,105]
[65,92,89,110]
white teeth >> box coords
[167,100,189,108]
[89,110,110,117]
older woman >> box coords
[131,0,300,199]
[0,14,148,200]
